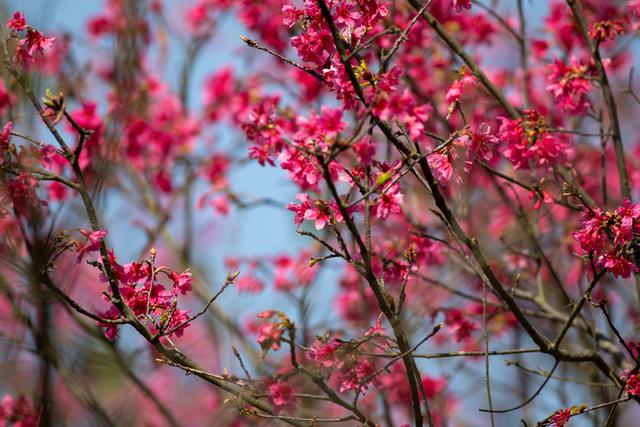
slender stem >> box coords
[380,0,434,71]
[483,281,496,426]
[480,361,560,413]
[552,269,606,350]
[517,0,529,108]
[240,35,326,82]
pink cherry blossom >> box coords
[17,29,55,62]
[268,382,297,414]
[551,408,571,427]
[307,339,341,367]
[6,11,27,31]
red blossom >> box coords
[574,209,608,252]
[271,251,317,291]
[6,11,27,31]
[445,308,478,342]
[257,310,275,319]
[528,189,553,210]
[16,29,55,62]
[622,370,640,396]
[268,382,297,414]
[380,364,446,408]
[307,338,341,367]
[445,68,476,106]
[0,80,16,114]
[546,57,594,114]
[588,19,624,42]
[422,375,447,399]
[575,200,640,278]
[551,408,571,427]
[0,394,38,427]
[452,123,500,172]
[453,0,472,12]
[185,2,212,33]
[95,251,194,340]
[282,4,304,27]
[287,193,344,230]
[236,273,265,293]
[428,152,453,184]
[364,317,385,337]
[598,251,638,278]
[67,102,104,160]
[0,122,12,152]
[257,322,284,350]
[169,271,193,295]
[498,111,572,170]
[3,172,44,216]
[86,14,115,38]
[545,1,581,51]
[75,229,107,262]
[337,358,377,393]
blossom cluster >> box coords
[284,0,432,136]
[0,395,37,427]
[546,57,595,114]
[72,234,194,340]
[225,250,317,294]
[254,310,290,351]
[588,19,624,42]
[6,12,55,63]
[574,200,640,278]
[622,369,640,397]
[0,123,55,215]
[498,111,572,171]
[305,319,449,413]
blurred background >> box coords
[1,1,639,426]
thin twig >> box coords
[483,279,496,426]
[380,0,434,71]
[240,35,326,82]
[534,396,630,426]
[160,275,235,338]
[480,361,560,413]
